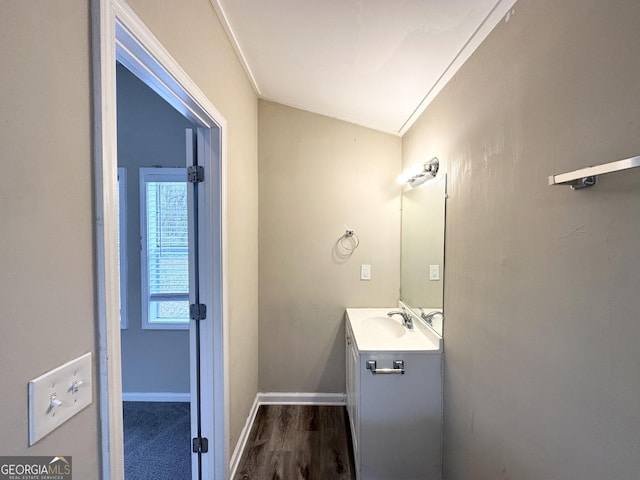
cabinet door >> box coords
[345,329,359,466]
[346,331,353,416]
[359,353,441,480]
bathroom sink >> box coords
[365,316,406,338]
[346,308,442,352]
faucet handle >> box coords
[405,316,414,329]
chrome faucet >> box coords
[421,310,443,326]
[387,310,413,330]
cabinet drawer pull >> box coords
[366,360,405,375]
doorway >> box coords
[116,63,195,478]
[93,1,229,479]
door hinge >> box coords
[190,303,207,321]
[187,165,205,183]
[192,436,209,454]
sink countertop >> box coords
[346,308,442,353]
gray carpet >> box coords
[123,401,192,479]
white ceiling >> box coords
[211,0,517,136]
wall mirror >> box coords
[400,174,446,336]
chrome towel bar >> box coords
[549,155,640,190]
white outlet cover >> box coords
[28,352,92,445]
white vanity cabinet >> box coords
[345,324,359,459]
[346,309,443,480]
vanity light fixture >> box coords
[397,157,439,187]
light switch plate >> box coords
[360,264,371,281]
[429,264,440,281]
[28,352,92,445]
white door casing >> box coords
[92,0,229,478]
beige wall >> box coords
[258,100,401,392]
[403,1,640,478]
[126,0,259,452]
[0,2,100,478]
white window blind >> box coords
[140,168,189,329]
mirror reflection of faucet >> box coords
[421,310,443,326]
[387,310,413,330]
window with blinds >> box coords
[140,168,190,329]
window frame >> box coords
[139,167,190,330]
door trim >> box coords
[92,1,229,478]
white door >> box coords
[186,128,211,480]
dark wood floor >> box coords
[234,405,356,480]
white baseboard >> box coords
[121,392,190,402]
[257,392,346,405]
[228,392,346,477]
[228,395,261,479]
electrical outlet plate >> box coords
[28,352,92,445]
